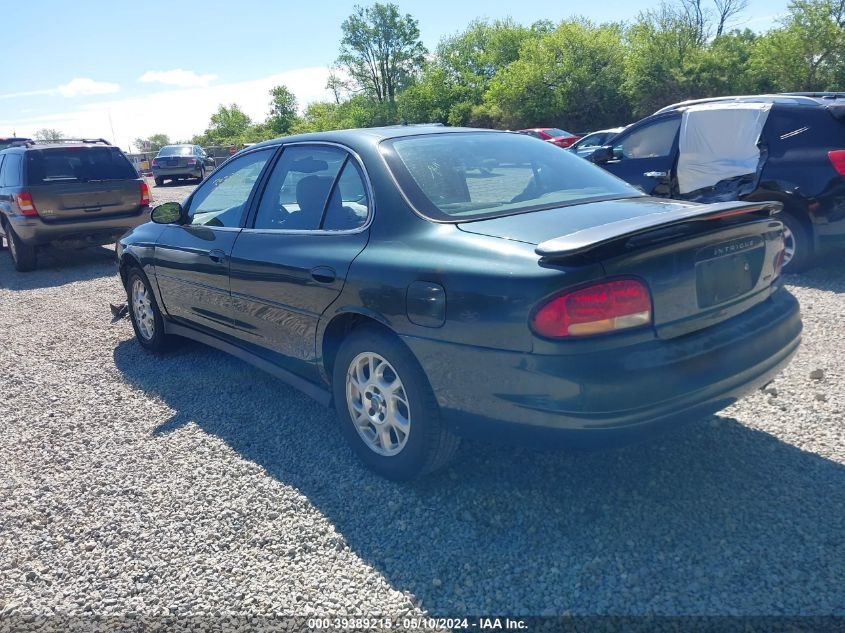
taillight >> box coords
[531,278,652,338]
[15,191,38,217]
[151,159,159,168]
[140,181,151,206]
[828,150,845,175]
[186,158,197,165]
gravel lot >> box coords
[1,179,843,627]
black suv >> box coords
[588,93,845,271]
[0,139,151,271]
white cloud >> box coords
[0,67,333,150]
[139,69,218,88]
[56,77,121,97]
[0,77,120,101]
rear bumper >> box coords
[401,288,801,446]
[7,206,150,247]
[152,166,202,178]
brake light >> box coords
[151,159,159,168]
[186,158,197,165]
[15,191,38,217]
[828,150,845,175]
[140,181,151,206]
[531,278,652,338]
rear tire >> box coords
[154,177,164,186]
[780,211,814,273]
[6,222,37,272]
[126,267,172,353]
[332,326,460,480]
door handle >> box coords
[643,171,668,178]
[311,266,336,284]
[208,249,227,264]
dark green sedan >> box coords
[116,126,802,480]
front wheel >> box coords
[126,267,172,352]
[333,327,460,480]
[780,211,814,273]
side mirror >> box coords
[150,202,184,225]
[590,146,614,164]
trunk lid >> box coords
[24,146,143,221]
[458,197,785,339]
[29,180,142,222]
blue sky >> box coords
[1,0,789,150]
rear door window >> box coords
[25,147,137,184]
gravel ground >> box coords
[1,184,844,628]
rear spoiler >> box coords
[535,200,783,258]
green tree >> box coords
[487,20,630,130]
[133,133,171,152]
[337,3,427,105]
[197,104,253,145]
[267,85,299,135]
[749,0,845,91]
[34,128,64,141]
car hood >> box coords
[456,196,702,245]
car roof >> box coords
[654,93,845,115]
[245,125,500,152]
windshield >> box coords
[544,128,572,137]
[381,132,641,222]
[25,147,138,184]
[158,145,194,157]
[572,131,613,150]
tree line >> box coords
[136,0,845,151]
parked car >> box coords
[0,139,151,271]
[568,127,625,158]
[587,94,845,271]
[151,144,215,186]
[0,137,32,151]
[117,127,801,480]
[516,127,581,148]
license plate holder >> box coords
[696,241,764,308]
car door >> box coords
[153,148,274,337]
[227,143,371,380]
[597,114,681,196]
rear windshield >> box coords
[381,132,641,222]
[25,147,138,184]
[545,128,572,137]
[158,145,193,157]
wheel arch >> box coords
[319,309,398,387]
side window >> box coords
[253,145,346,231]
[616,117,680,159]
[187,149,273,227]
[323,160,369,231]
[1,154,22,187]
[0,155,5,183]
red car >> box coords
[516,127,581,148]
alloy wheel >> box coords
[782,224,796,267]
[131,278,155,341]
[346,352,411,456]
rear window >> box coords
[545,128,572,137]
[25,147,138,184]
[381,132,640,222]
[158,145,193,157]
